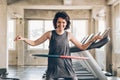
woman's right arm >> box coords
[14,31,51,46]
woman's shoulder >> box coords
[66,31,72,35]
[65,31,72,40]
[46,30,57,35]
[45,30,54,39]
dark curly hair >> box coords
[53,11,71,30]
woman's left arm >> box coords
[69,32,102,50]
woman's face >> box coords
[56,17,67,31]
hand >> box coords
[94,35,103,41]
[14,35,24,41]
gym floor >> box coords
[2,66,120,80]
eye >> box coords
[57,21,61,23]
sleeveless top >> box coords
[46,30,76,79]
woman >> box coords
[14,11,102,80]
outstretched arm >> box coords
[70,36,109,53]
[69,32,102,50]
[14,31,51,46]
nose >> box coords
[59,22,63,26]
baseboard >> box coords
[0,68,7,75]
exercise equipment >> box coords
[70,36,109,53]
[75,51,108,80]
[70,27,110,53]
[0,77,19,80]
[0,74,19,80]
[71,28,110,80]
[0,68,19,80]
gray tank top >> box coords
[46,30,76,79]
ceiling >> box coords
[6,0,109,5]
[0,0,114,6]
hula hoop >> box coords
[32,54,89,60]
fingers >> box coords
[14,36,17,41]
[99,36,103,39]
[95,36,103,40]
[14,35,22,41]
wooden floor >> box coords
[1,66,120,80]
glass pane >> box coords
[44,20,54,49]
[98,20,106,33]
[7,19,15,50]
[72,20,88,42]
[45,20,54,31]
[98,19,106,51]
[28,20,43,49]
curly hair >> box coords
[53,11,71,30]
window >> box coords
[28,20,43,49]
[72,20,88,42]
[113,3,120,53]
[7,19,16,50]
[98,19,106,33]
[28,20,53,50]
[69,20,88,46]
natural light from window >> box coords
[72,20,88,42]
[28,20,54,50]
[7,19,16,50]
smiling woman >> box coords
[56,17,67,32]
[14,11,102,80]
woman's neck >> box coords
[55,29,65,35]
